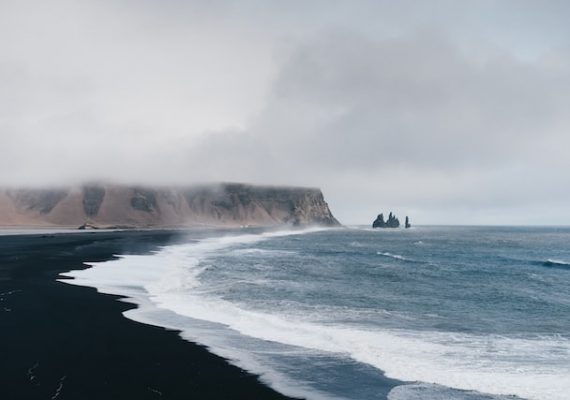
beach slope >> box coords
[0,230,296,400]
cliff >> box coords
[0,183,340,228]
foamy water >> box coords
[61,226,570,400]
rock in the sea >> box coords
[372,211,400,228]
[372,213,386,228]
[405,216,411,229]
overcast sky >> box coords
[1,0,570,225]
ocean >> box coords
[61,226,570,400]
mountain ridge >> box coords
[0,183,340,228]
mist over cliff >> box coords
[0,183,340,228]
[2,1,570,224]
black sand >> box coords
[0,230,296,400]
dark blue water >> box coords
[65,226,570,400]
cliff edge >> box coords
[0,183,340,228]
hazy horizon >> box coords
[2,0,569,225]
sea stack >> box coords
[372,212,400,228]
[372,213,386,228]
[405,216,411,229]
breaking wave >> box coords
[542,259,570,268]
[60,227,570,400]
[377,251,421,263]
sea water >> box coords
[61,226,570,400]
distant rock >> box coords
[0,183,341,228]
[372,213,385,228]
[78,222,100,230]
[386,212,400,228]
[405,216,411,229]
[372,211,400,228]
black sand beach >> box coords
[0,230,295,400]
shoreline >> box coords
[0,230,296,400]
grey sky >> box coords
[1,0,569,224]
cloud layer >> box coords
[1,0,569,224]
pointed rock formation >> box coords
[372,211,400,228]
[372,213,385,228]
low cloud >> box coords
[1,0,569,224]
[184,30,570,223]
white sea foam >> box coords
[388,383,509,400]
[377,251,407,260]
[377,251,420,263]
[145,295,570,400]
[60,228,570,400]
[61,227,336,400]
[544,259,570,267]
[232,248,297,256]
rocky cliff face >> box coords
[0,183,340,228]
